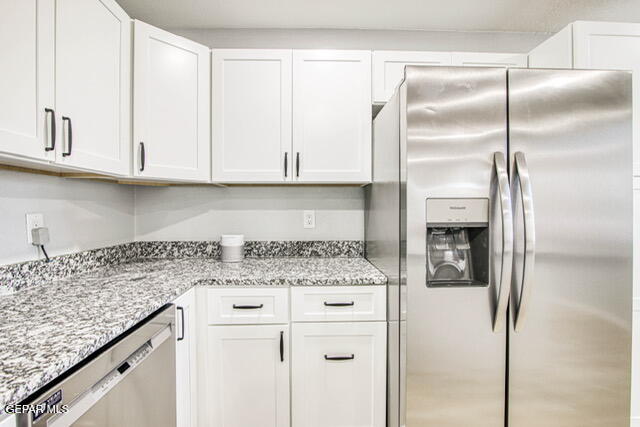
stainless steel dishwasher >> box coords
[17,304,176,427]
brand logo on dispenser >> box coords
[449,206,467,210]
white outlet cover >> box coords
[303,210,316,229]
[26,213,45,244]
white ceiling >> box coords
[116,0,640,33]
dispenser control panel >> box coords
[426,198,488,226]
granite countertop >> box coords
[0,256,386,412]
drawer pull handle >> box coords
[324,354,355,361]
[232,304,264,309]
[323,301,355,307]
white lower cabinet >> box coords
[201,286,387,427]
[175,289,197,427]
[291,322,387,427]
[207,325,290,427]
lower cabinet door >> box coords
[175,289,197,427]
[291,322,387,427]
[207,325,290,427]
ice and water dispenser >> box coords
[426,198,490,287]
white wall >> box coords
[174,28,549,53]
[0,170,135,265]
[0,171,363,265]
[134,185,364,241]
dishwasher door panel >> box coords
[73,329,176,427]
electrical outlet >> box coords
[26,213,45,244]
[303,210,316,229]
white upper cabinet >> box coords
[372,51,452,103]
[133,21,211,182]
[0,0,55,162]
[55,0,131,175]
[292,50,372,183]
[212,50,292,183]
[528,21,640,175]
[528,25,573,69]
[451,52,528,67]
[573,21,640,176]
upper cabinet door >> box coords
[0,0,55,161]
[133,21,211,182]
[372,51,452,102]
[572,21,640,176]
[293,50,372,183]
[55,0,131,175]
[451,52,528,67]
[212,49,292,183]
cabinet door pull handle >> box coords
[284,152,288,178]
[139,142,145,172]
[324,354,355,361]
[296,152,300,177]
[62,116,72,156]
[232,304,264,309]
[280,331,284,362]
[177,306,185,341]
[323,301,355,307]
[45,108,56,151]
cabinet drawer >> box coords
[207,288,289,325]
[291,286,386,322]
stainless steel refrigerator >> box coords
[365,66,633,427]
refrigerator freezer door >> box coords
[508,68,633,427]
[403,66,508,426]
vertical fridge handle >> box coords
[512,152,536,333]
[492,152,513,332]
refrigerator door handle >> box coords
[492,152,513,332]
[512,151,536,333]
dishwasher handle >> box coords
[47,325,172,427]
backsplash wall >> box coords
[0,170,135,265]
[1,173,365,266]
[134,185,365,241]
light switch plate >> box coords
[303,210,315,229]
[26,213,44,244]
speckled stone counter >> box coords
[0,256,386,412]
